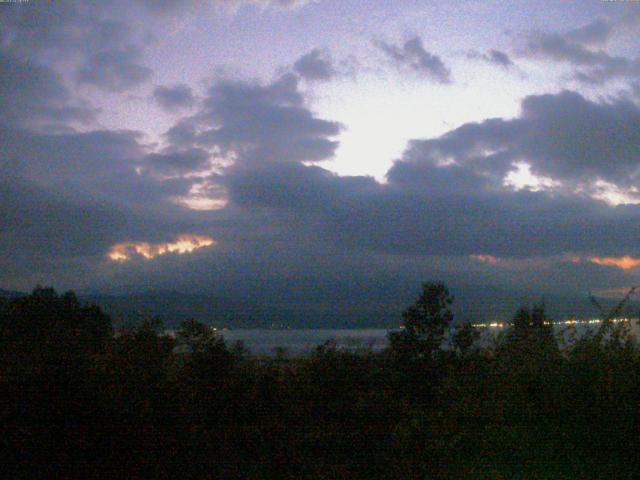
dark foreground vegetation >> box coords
[2,284,640,479]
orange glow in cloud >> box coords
[470,254,500,265]
[470,253,586,269]
[564,255,581,264]
[470,253,640,271]
[588,256,640,270]
[108,234,215,262]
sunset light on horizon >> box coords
[108,235,216,262]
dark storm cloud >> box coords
[76,47,153,92]
[176,73,341,165]
[153,84,196,111]
[294,49,336,81]
[377,36,451,83]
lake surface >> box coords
[218,320,639,355]
[220,329,390,354]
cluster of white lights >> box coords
[472,318,633,329]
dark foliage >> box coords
[1,285,640,478]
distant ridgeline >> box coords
[0,289,25,299]
[1,287,637,329]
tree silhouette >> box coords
[0,286,112,355]
[452,321,479,356]
[507,304,554,349]
[178,318,210,339]
[390,282,454,360]
[3,284,640,478]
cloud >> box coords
[390,90,640,189]
[144,148,211,175]
[377,36,451,83]
[0,52,95,128]
[3,57,640,314]
[164,120,199,147]
[294,49,336,81]
[170,73,341,166]
[76,46,152,92]
[120,85,640,275]
[588,256,640,270]
[153,84,196,111]
[487,49,513,67]
[0,129,196,276]
[2,1,640,320]
[468,49,514,68]
[211,89,640,266]
[524,18,640,85]
[224,160,640,277]
[108,234,215,262]
[0,2,133,58]
[564,18,613,48]
[0,0,155,115]
[0,0,151,93]
[0,126,143,187]
[0,176,129,260]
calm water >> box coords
[220,329,390,355]
[218,321,640,355]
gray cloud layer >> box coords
[2,61,640,297]
[1,1,640,312]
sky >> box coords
[1,0,640,321]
